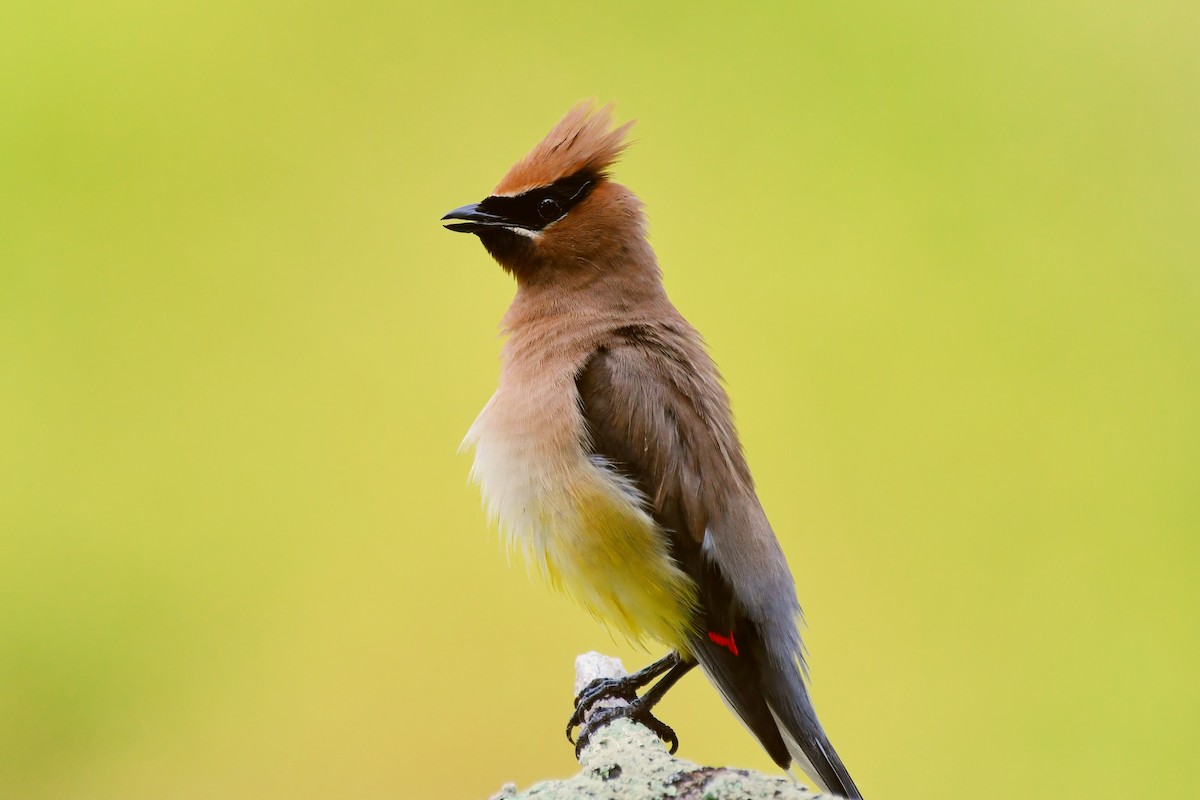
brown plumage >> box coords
[444,101,862,799]
[494,101,633,196]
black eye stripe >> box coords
[477,170,597,231]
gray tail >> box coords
[762,665,862,800]
[693,630,862,799]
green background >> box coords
[2,2,1197,798]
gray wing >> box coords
[575,324,862,798]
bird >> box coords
[442,100,862,799]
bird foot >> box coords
[565,652,686,756]
[566,675,639,742]
[571,700,679,758]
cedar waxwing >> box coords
[443,101,862,799]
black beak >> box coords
[441,203,517,234]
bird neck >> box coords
[508,240,668,324]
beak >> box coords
[441,203,517,234]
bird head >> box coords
[442,101,642,282]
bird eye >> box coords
[538,197,563,221]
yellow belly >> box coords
[548,482,698,648]
[464,392,697,648]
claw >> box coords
[574,676,639,709]
[565,653,690,756]
[638,711,679,754]
[572,701,680,758]
[566,676,640,744]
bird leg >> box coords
[567,653,697,757]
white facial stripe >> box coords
[504,226,540,239]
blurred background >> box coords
[2,2,1197,798]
